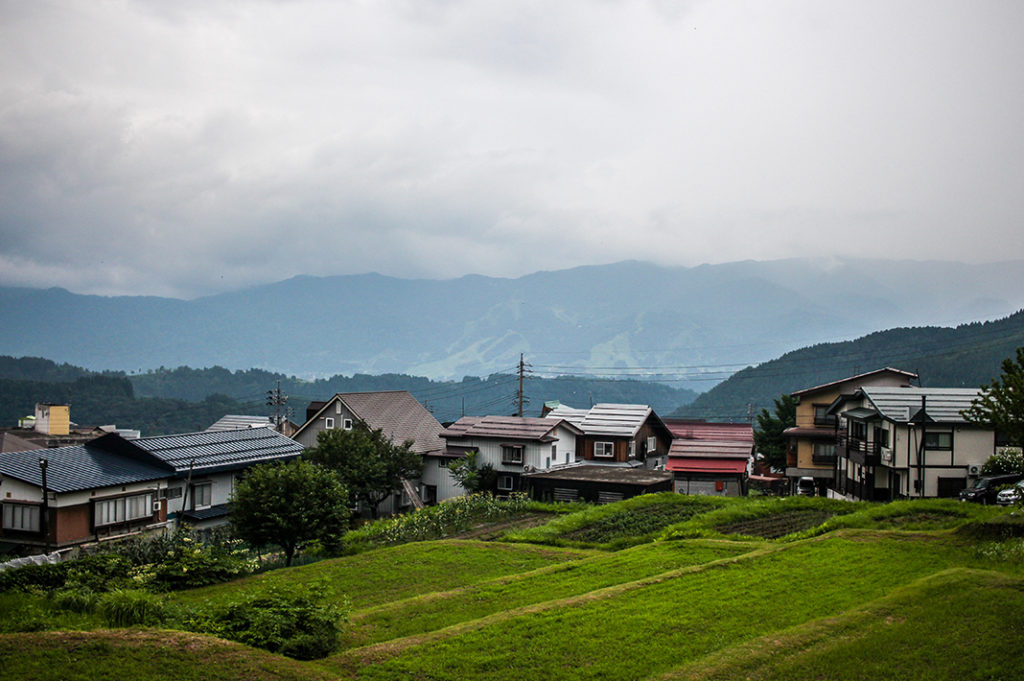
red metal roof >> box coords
[666,457,748,474]
[668,439,752,459]
[663,420,753,443]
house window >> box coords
[2,503,40,532]
[812,443,836,465]
[325,417,335,430]
[94,493,154,527]
[924,432,953,450]
[874,427,890,448]
[192,483,212,510]
[501,445,524,465]
[647,436,657,454]
[813,404,837,426]
[850,421,867,441]
[497,475,514,491]
[628,441,636,458]
[594,442,614,458]
[343,418,353,430]
[165,487,182,500]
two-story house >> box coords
[784,368,917,496]
[664,420,754,497]
[827,386,996,501]
[292,391,445,510]
[439,416,583,496]
[0,426,304,553]
[544,403,673,468]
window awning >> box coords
[666,457,747,474]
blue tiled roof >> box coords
[0,444,170,493]
[132,427,303,474]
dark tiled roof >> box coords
[179,504,230,522]
[133,427,303,474]
[441,416,564,442]
[0,443,170,493]
[0,431,43,453]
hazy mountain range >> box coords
[2,257,1023,389]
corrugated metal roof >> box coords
[206,415,273,432]
[294,391,444,455]
[523,464,673,485]
[547,403,653,438]
[441,416,565,442]
[664,420,754,444]
[666,457,748,474]
[668,440,752,459]
[860,386,981,424]
[133,427,303,474]
[0,444,170,493]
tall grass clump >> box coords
[98,589,169,627]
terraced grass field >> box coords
[3,495,1023,681]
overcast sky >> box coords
[1,1,1022,299]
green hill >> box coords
[673,309,1024,421]
[3,494,1024,680]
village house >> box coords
[292,391,444,509]
[0,426,303,554]
[827,386,999,501]
[543,403,673,469]
[784,368,918,496]
[438,415,583,496]
[664,420,754,497]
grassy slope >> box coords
[335,531,1021,681]
[3,498,1023,681]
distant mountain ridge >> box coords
[2,257,1023,386]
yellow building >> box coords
[784,368,916,495]
[34,403,70,436]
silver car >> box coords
[996,480,1024,506]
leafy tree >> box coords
[753,394,797,472]
[304,421,423,517]
[230,460,350,566]
[981,448,1024,476]
[963,346,1024,447]
[446,450,498,494]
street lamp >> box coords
[38,458,50,553]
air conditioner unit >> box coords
[523,465,536,473]
[152,501,161,512]
[968,464,982,476]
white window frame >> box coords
[647,436,657,453]
[2,503,40,532]
[501,444,524,465]
[325,417,335,430]
[628,440,636,458]
[497,475,514,491]
[343,418,353,430]
[192,483,212,510]
[94,492,154,527]
[594,441,614,458]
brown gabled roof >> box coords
[441,415,581,443]
[791,368,917,397]
[0,431,44,453]
[295,391,444,455]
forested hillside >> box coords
[0,358,696,433]
[674,310,1024,420]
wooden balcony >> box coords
[837,435,880,466]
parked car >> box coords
[960,473,1024,504]
[996,480,1024,506]
[796,477,816,496]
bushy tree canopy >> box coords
[304,421,423,517]
[230,459,350,566]
[963,346,1024,447]
[446,449,498,494]
[753,393,797,472]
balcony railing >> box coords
[837,435,881,466]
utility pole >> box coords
[266,381,287,431]
[515,353,531,417]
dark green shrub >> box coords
[98,589,168,627]
[195,581,345,660]
[0,561,68,592]
[145,540,252,590]
[64,554,133,591]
